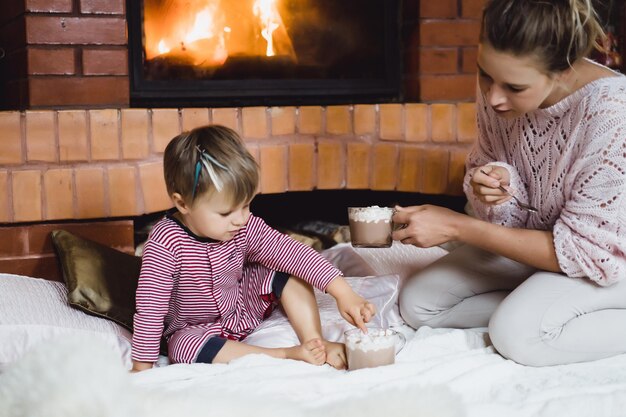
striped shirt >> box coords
[131,213,341,363]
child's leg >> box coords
[279,276,347,369]
[210,337,325,365]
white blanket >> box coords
[131,326,626,417]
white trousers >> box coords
[398,244,626,366]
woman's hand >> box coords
[470,165,513,206]
[391,205,466,247]
[326,277,376,332]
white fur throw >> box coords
[0,336,464,417]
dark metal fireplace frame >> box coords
[127,0,402,108]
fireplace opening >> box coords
[127,0,402,107]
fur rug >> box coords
[0,337,465,417]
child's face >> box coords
[477,42,561,118]
[179,191,252,241]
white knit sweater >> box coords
[464,72,626,286]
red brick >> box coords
[26,220,134,256]
[58,110,88,161]
[288,142,315,191]
[419,21,481,46]
[419,74,477,102]
[25,111,56,163]
[346,142,370,189]
[28,77,129,107]
[0,256,62,282]
[422,148,450,194]
[317,141,344,189]
[26,16,126,45]
[371,144,398,190]
[0,227,28,257]
[397,146,422,192]
[12,170,43,222]
[461,47,478,73]
[0,171,9,222]
[461,0,487,19]
[28,48,75,75]
[418,48,458,74]
[80,0,125,14]
[448,148,469,195]
[82,48,128,75]
[420,0,457,18]
[0,112,23,164]
[25,0,72,13]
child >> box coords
[131,125,376,372]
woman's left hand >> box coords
[391,205,465,247]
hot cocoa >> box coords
[348,206,394,248]
[344,327,404,370]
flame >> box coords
[253,0,280,57]
[184,6,216,45]
[143,0,296,67]
[157,40,170,55]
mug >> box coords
[344,327,406,370]
[347,206,394,248]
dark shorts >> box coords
[195,271,290,364]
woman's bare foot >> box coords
[323,341,347,370]
[284,338,326,365]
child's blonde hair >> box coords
[163,125,259,206]
[480,0,605,73]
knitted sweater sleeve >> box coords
[552,87,626,286]
[463,90,530,227]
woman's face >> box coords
[477,42,561,118]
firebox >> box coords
[127,0,402,107]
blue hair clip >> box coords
[192,146,228,197]
[192,160,202,199]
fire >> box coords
[253,0,280,57]
[143,0,296,68]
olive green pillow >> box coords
[51,230,141,331]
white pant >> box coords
[399,244,626,366]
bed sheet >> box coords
[132,325,626,417]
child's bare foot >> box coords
[284,338,326,365]
[323,341,347,370]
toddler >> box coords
[131,125,375,372]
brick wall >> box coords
[0,0,128,109]
[0,103,476,224]
[0,0,485,108]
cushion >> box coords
[0,273,132,371]
[320,243,377,277]
[353,241,449,282]
[51,230,141,331]
[244,274,403,348]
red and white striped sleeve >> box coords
[243,215,342,291]
[131,239,175,362]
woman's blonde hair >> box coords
[163,125,259,206]
[480,0,606,73]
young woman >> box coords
[131,125,375,372]
[393,0,626,366]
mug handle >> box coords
[395,332,406,354]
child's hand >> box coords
[326,277,376,332]
[130,360,153,373]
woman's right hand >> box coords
[470,165,513,206]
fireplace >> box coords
[127,0,402,107]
